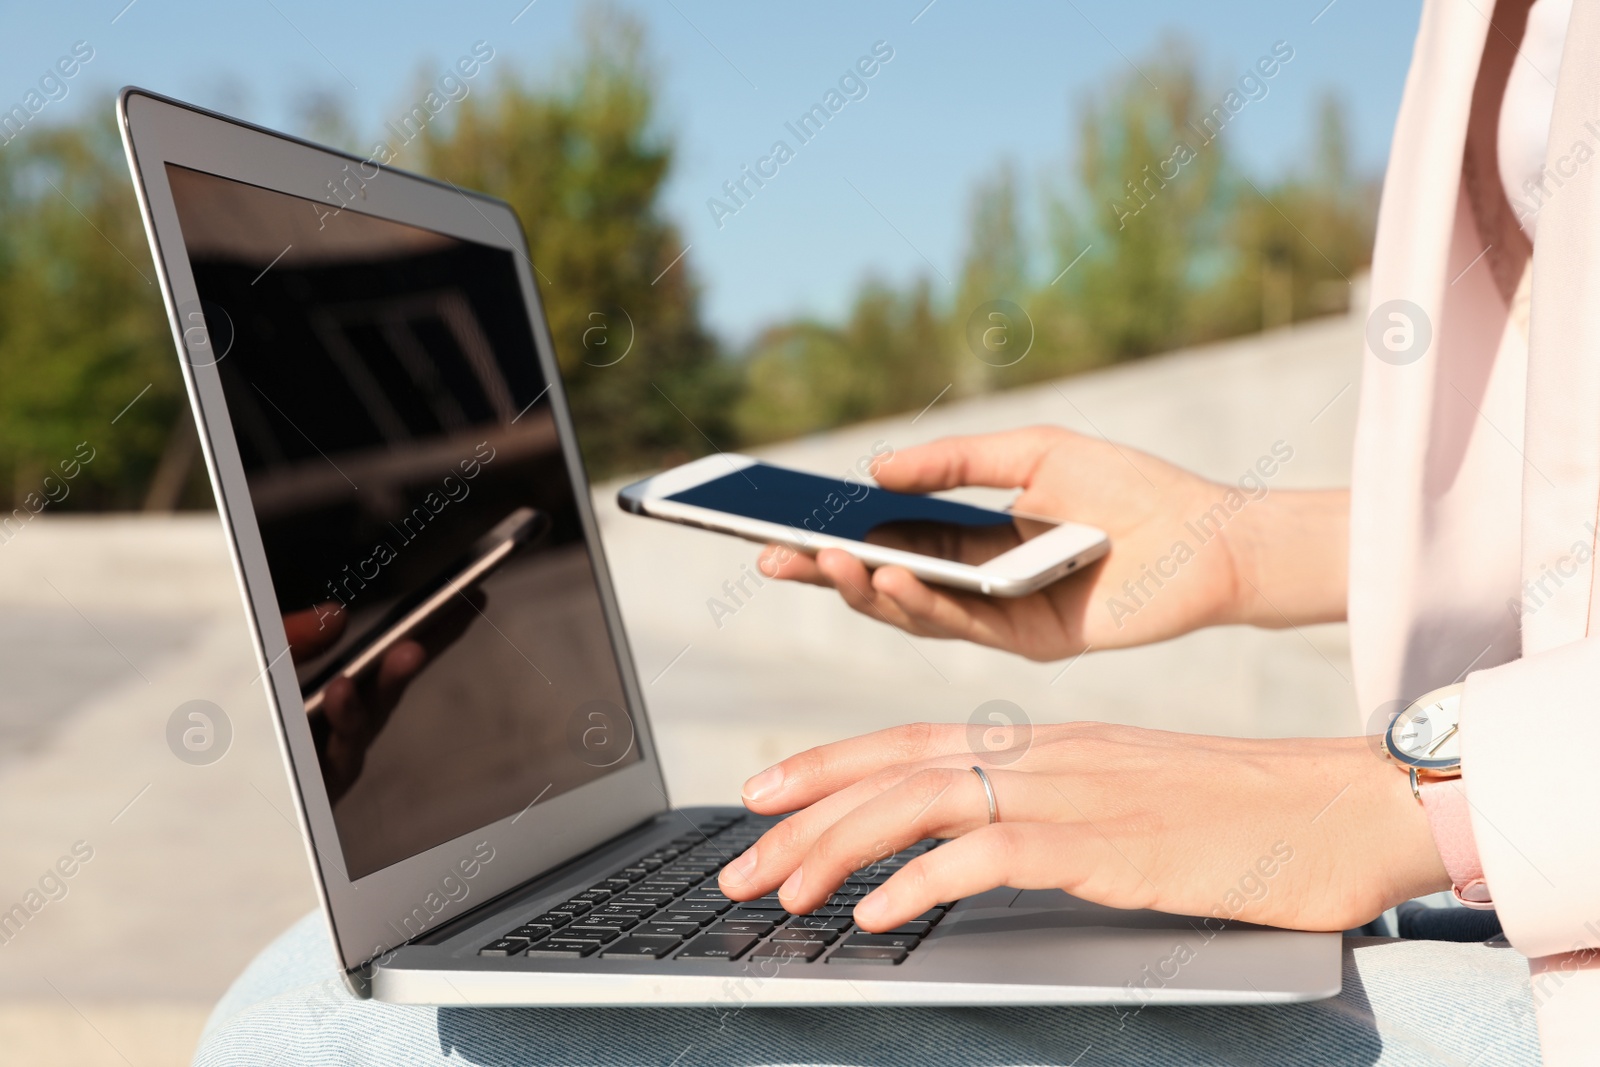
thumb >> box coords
[874,426,1065,494]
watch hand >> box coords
[1426,724,1459,756]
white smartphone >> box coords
[617,454,1109,597]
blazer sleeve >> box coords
[1465,637,1600,954]
[1464,638,1600,1058]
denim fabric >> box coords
[192,912,1542,1066]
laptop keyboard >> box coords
[478,813,948,966]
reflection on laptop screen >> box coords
[165,163,639,880]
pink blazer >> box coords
[1350,0,1600,1059]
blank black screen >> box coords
[167,163,639,880]
[668,463,1050,565]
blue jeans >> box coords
[192,912,1542,1066]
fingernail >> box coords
[778,866,804,901]
[742,765,784,803]
[723,847,758,887]
[855,890,888,927]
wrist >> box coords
[1218,488,1349,629]
[1350,739,1453,911]
[1289,738,1449,928]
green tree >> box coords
[1195,92,1378,339]
[1045,39,1230,364]
[734,277,950,445]
[734,45,1378,440]
[413,8,736,478]
[0,115,189,511]
[953,161,1036,394]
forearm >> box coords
[1222,488,1349,628]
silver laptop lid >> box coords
[118,88,669,977]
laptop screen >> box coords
[165,163,640,881]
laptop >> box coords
[118,87,1340,1007]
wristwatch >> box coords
[1381,683,1494,908]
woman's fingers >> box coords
[867,566,1019,646]
[736,721,973,815]
[723,739,1061,900]
[874,427,1066,494]
[719,759,924,898]
[757,544,830,586]
[723,751,1070,900]
[853,823,1090,931]
[814,551,938,633]
[772,767,1069,914]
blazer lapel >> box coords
[1349,0,1497,709]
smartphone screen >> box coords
[666,462,1057,565]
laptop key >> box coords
[549,927,617,945]
[770,927,840,945]
[616,891,676,907]
[841,933,920,951]
[509,924,557,940]
[912,908,947,924]
[546,902,591,918]
[680,888,732,903]
[642,877,695,890]
[785,915,851,932]
[828,945,908,965]
[802,906,855,920]
[675,933,758,961]
[573,890,613,904]
[885,920,933,937]
[567,916,639,934]
[660,910,720,927]
[709,919,776,937]
[590,903,654,918]
[669,900,730,916]
[601,935,682,959]
[527,912,572,929]
[479,938,529,957]
[636,922,702,939]
[525,939,600,957]
[750,940,825,962]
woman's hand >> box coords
[717,722,1447,933]
[761,427,1348,661]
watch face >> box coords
[1384,687,1463,771]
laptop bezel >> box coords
[117,87,671,982]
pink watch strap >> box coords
[1418,778,1494,909]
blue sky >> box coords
[6,0,1422,344]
